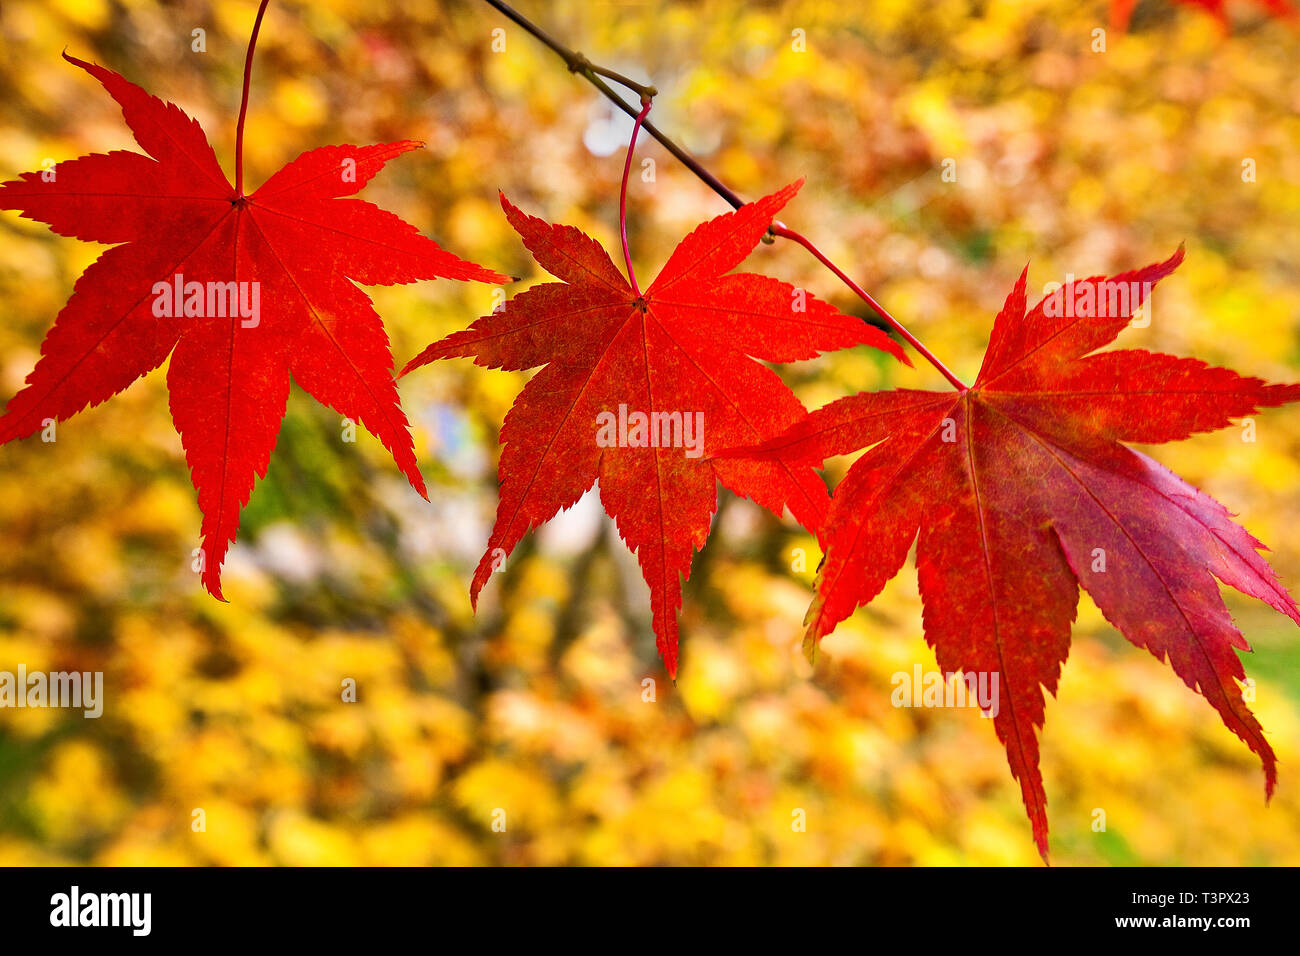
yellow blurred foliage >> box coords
[0,0,1298,866]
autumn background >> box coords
[0,0,1298,866]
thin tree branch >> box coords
[479,0,969,390]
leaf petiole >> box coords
[619,96,654,298]
[234,0,273,197]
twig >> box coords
[479,0,968,390]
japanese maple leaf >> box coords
[0,54,506,598]
[402,181,906,676]
[723,247,1300,859]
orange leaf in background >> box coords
[1111,0,1296,31]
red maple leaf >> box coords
[402,182,906,676]
[723,248,1300,858]
[0,54,506,598]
